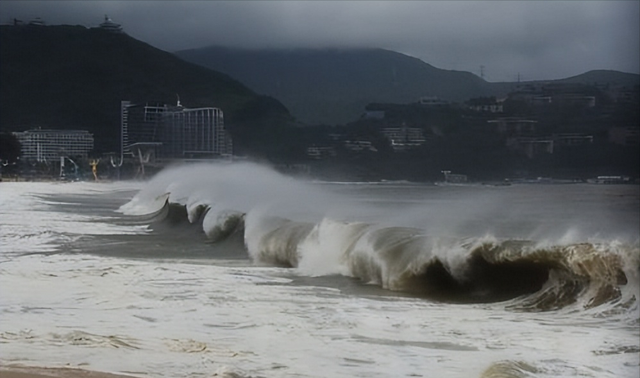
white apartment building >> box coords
[14,129,94,162]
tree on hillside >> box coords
[0,132,21,162]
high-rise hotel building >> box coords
[120,100,232,160]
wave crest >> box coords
[120,163,638,313]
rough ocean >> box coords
[1,162,638,378]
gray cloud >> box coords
[1,1,637,82]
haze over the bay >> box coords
[1,0,638,82]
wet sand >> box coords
[0,366,139,378]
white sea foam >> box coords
[297,218,369,277]
[1,181,145,254]
[4,250,636,378]
[1,170,638,378]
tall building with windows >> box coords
[14,129,94,162]
[120,101,167,158]
[161,107,230,159]
[120,100,232,160]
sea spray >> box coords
[202,205,244,242]
[297,219,370,277]
[119,162,639,310]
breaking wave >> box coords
[119,162,639,313]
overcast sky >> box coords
[1,1,638,82]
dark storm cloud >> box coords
[1,1,637,82]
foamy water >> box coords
[1,164,638,378]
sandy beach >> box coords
[0,366,138,378]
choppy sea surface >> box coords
[1,162,638,378]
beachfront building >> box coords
[120,100,232,161]
[161,107,231,159]
[120,101,167,159]
[441,171,468,184]
[14,129,94,162]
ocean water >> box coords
[1,162,638,378]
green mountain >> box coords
[0,25,292,154]
[557,69,640,86]
[176,46,640,126]
[175,46,498,125]
[482,69,640,96]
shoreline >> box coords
[0,365,140,378]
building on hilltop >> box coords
[8,17,45,27]
[28,18,45,27]
[120,100,232,161]
[13,129,94,163]
[99,15,123,33]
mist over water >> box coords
[125,162,640,240]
